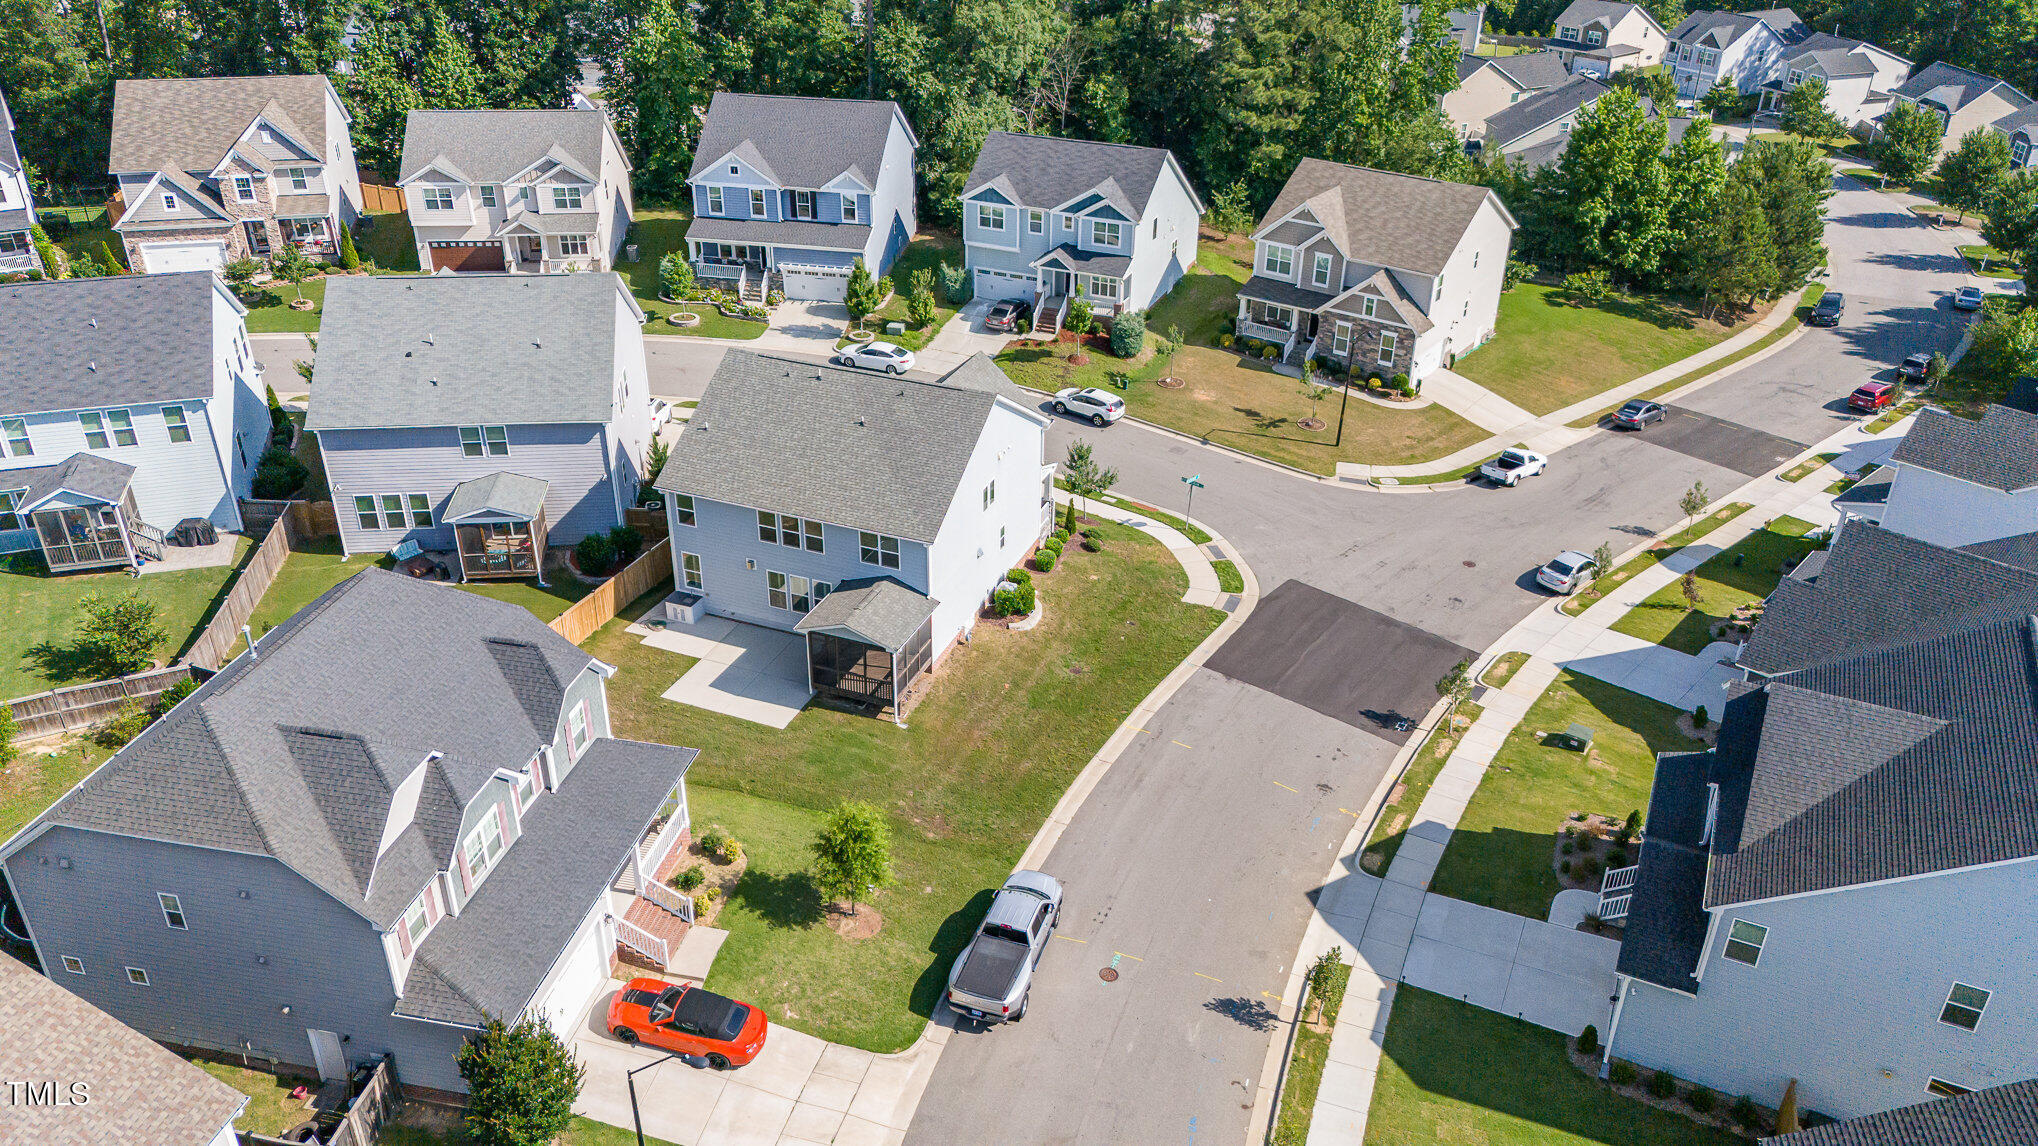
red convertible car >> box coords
[606,979,769,1069]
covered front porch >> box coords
[1030,245,1130,332]
[793,577,939,726]
[1235,295,1310,360]
[610,779,700,973]
[6,454,162,573]
[444,472,549,585]
[276,212,338,259]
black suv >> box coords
[1809,292,1845,326]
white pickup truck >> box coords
[944,870,1064,1024]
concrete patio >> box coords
[140,531,244,574]
[627,610,814,729]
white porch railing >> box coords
[640,877,697,923]
[1598,864,1640,922]
[616,917,669,968]
[1237,318,1296,344]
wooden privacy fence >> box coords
[7,665,197,741]
[236,1056,403,1146]
[240,498,338,539]
[549,538,672,644]
[185,511,302,671]
[625,506,669,539]
[360,183,406,213]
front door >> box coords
[307,1029,346,1081]
[1050,269,1071,297]
[243,220,271,256]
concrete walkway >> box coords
[1052,490,1235,610]
[1418,367,1540,435]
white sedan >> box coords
[835,341,917,374]
[1052,387,1126,427]
[1479,448,1548,486]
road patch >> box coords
[1637,407,1808,476]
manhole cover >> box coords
[1099,967,1119,982]
[1463,560,1476,568]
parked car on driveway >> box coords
[946,870,1063,1025]
[1609,399,1666,429]
[1809,292,1845,326]
[607,979,769,1069]
[1537,550,1598,594]
[985,299,1034,332]
[836,341,917,374]
[1897,354,1931,381]
[1954,286,1985,311]
[1849,380,1898,412]
[1479,448,1547,487]
[649,398,674,430]
[1053,387,1125,426]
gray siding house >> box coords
[685,92,919,302]
[0,570,698,1096]
[958,131,1204,326]
[1666,8,1802,98]
[0,88,43,276]
[307,273,655,562]
[1889,62,2034,161]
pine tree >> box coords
[416,11,484,109]
[843,259,883,327]
[612,0,711,204]
[1739,137,1833,295]
[1662,115,1729,285]
[337,225,360,271]
[1686,175,1778,316]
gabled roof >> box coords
[1326,267,1436,333]
[1992,101,2038,138]
[1483,75,1610,150]
[306,274,639,432]
[1891,404,2038,491]
[1612,749,1714,991]
[960,132,1204,218]
[398,109,622,185]
[107,75,339,175]
[1746,7,1808,41]
[0,958,248,1144]
[1252,158,1512,277]
[14,453,137,512]
[1791,30,1908,68]
[1552,0,1665,35]
[1788,47,1878,79]
[0,87,23,175]
[688,92,916,189]
[1485,50,1574,91]
[1031,243,1133,279]
[115,168,234,229]
[1760,1078,2038,1145]
[654,351,1041,544]
[794,576,939,649]
[1669,10,1769,46]
[445,472,550,522]
[1894,61,2034,112]
[0,272,240,416]
[7,569,600,928]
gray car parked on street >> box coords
[945,870,1064,1024]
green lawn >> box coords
[1427,672,1702,920]
[1780,452,1839,482]
[355,211,419,271]
[585,520,1222,1050]
[1457,284,1743,417]
[0,742,112,841]
[1368,987,1743,1145]
[1558,503,1753,617]
[1361,701,1484,876]
[55,225,123,273]
[1567,285,1823,428]
[1959,244,2020,279]
[242,275,328,333]
[383,1115,679,1146]
[183,1055,317,1137]
[616,209,765,342]
[861,232,963,350]
[1611,517,1820,654]
[1212,559,1244,594]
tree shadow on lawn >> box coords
[908,888,996,1022]
[23,641,101,687]
[727,867,827,930]
[1540,289,1703,332]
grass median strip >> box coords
[1212,559,1245,594]
[1558,503,1754,617]
[1272,959,1355,1146]
[1360,701,1484,876]
[1610,517,1820,655]
[1481,652,1528,689]
[1779,452,1839,482]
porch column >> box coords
[502,238,517,273]
[1238,296,1249,323]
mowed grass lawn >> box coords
[1368,987,1743,1146]
[587,521,1222,1050]
[0,742,113,841]
[616,208,765,341]
[862,232,963,350]
[1456,284,1743,417]
[1611,517,1820,655]
[1427,671,1702,920]
[183,1056,316,1137]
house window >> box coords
[708,186,724,214]
[1312,253,1332,288]
[1928,1079,1973,1099]
[2,418,29,457]
[1332,321,1351,357]
[162,194,178,212]
[480,185,498,207]
[1362,297,1378,319]
[859,531,901,568]
[1559,24,1578,39]
[1940,983,1990,1030]
[1259,304,1294,331]
[791,515,822,551]
[424,187,454,211]
[286,168,310,191]
[1028,209,1044,234]
[1586,28,1603,45]
[983,481,996,509]
[999,525,1006,549]
[1092,221,1123,247]
[1723,919,1767,965]
[750,188,767,216]
[515,766,537,809]
[460,426,509,457]
[108,409,135,447]
[158,893,187,930]
[729,164,740,175]
[380,494,406,528]
[233,177,256,203]
[1699,49,1718,67]
[0,233,22,255]
[977,204,1008,232]
[552,185,583,210]
[1262,245,1294,277]
[558,235,590,257]
[463,811,506,880]
[842,195,859,223]
[672,494,696,526]
[567,700,592,757]
[1378,333,1397,364]
[125,967,150,986]
[794,190,814,219]
[402,893,430,945]
[1061,213,1073,230]
[59,956,83,975]
[681,551,703,589]
[79,411,109,450]
[0,492,21,532]
[767,571,824,613]
[354,495,379,530]
[2015,140,2030,165]
[1680,44,1692,62]
[407,493,433,528]
[1088,277,1120,300]
[162,405,191,443]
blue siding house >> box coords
[684,92,918,302]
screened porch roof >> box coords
[793,576,938,650]
[10,453,138,514]
[444,471,549,523]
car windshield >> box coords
[648,986,683,1025]
[1820,296,1842,308]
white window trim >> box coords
[976,203,1009,232]
[1940,982,1990,1031]
[552,185,584,210]
[708,186,725,214]
[480,185,498,207]
[1377,333,1397,365]
[1312,253,1332,288]
[162,404,191,443]
[162,193,179,212]
[1027,209,1044,234]
[841,194,859,223]
[681,551,704,590]
[158,892,186,930]
[460,425,510,457]
[794,189,814,219]
[750,188,767,217]
[1928,1078,1973,1099]
[233,177,256,203]
[423,187,455,211]
[558,234,591,257]
[672,494,696,527]
[60,955,84,975]
[1723,918,1767,965]
[859,531,901,569]
[1261,244,1295,278]
[125,967,150,986]
[1,418,31,458]
[567,700,592,758]
[1091,220,1123,248]
[1362,297,1378,319]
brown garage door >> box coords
[429,241,505,272]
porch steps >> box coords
[738,270,767,305]
[1035,294,1067,337]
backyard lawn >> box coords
[355,210,419,271]
[241,276,328,333]
[1426,672,1702,920]
[183,1055,317,1138]
[1456,284,1743,417]
[1367,987,1744,1146]
[0,742,112,841]
[1610,517,1820,655]
[584,520,1222,1051]
[614,208,767,341]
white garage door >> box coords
[781,264,850,301]
[534,907,613,1042]
[973,267,1032,301]
[140,240,229,274]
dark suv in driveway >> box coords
[1809,293,1845,326]
[985,299,1033,332]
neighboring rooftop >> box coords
[1611,748,1715,992]
[1889,404,2038,491]
[1254,158,1512,276]
[107,75,337,175]
[1482,75,1610,149]
[0,272,236,416]
[306,273,638,431]
[1895,61,2033,112]
[0,957,248,1144]
[961,131,1203,219]
[1480,49,1573,91]
[687,92,916,189]
[1761,1078,2038,1145]
[399,108,621,184]
[1669,9,1768,45]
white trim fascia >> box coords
[1157,150,1208,215]
[694,147,781,190]
[396,160,472,187]
[990,393,1053,430]
[507,152,599,187]
[821,170,873,193]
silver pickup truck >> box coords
[944,870,1064,1024]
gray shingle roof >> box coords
[0,87,25,175]
[1488,50,1573,90]
[1761,1079,2038,1145]
[1484,76,1610,150]
[445,472,550,522]
[272,192,331,217]
[13,453,138,511]
[960,132,1201,218]
[1891,404,2038,490]
[1238,274,1333,310]
[0,273,229,415]
[1993,101,2038,136]
[498,209,601,237]
[1253,159,1510,276]
[689,92,914,189]
[25,569,598,928]
[1670,10,1764,46]
[0,957,248,1145]
[794,576,938,649]
[684,215,872,252]
[107,76,336,175]
[396,737,693,1027]
[399,109,616,184]
[305,274,634,431]
[1895,61,2033,112]
[1033,243,1133,278]
[1612,749,1715,991]
[654,351,1036,543]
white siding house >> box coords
[1874,405,2038,549]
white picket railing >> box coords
[616,917,669,968]
[1598,864,1641,922]
[640,877,697,923]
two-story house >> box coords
[684,92,918,303]
[398,109,634,273]
[0,569,699,1096]
[1473,74,1616,167]
[1403,4,1487,53]
[1991,102,2038,169]
[107,76,363,273]
[0,88,43,277]
[1889,62,2034,160]
[0,273,267,571]
[1755,33,1912,128]
[307,273,653,569]
[1235,158,1516,381]
[1602,612,2038,1123]
[655,351,1052,713]
[957,132,1205,331]
[1870,405,2038,549]
[1446,51,1573,141]
[1547,1,1670,77]
[1666,9,1805,99]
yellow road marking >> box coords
[1132,727,1155,736]
[1262,991,1284,1002]
[1338,808,1362,817]
[1194,972,1223,983]
[1114,951,1145,962]
[1171,739,1194,749]
[1055,934,1088,944]
[1272,780,1300,793]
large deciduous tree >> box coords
[1685,176,1778,315]
[1936,127,2013,222]
[1662,114,1730,284]
[609,0,711,203]
[1875,100,1943,186]
[1737,136,1834,294]
[1982,170,2038,279]
[1554,89,1673,283]
[1779,77,1846,140]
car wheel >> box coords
[1053,401,1067,414]
[612,1026,639,1044]
[707,1053,732,1071]
[890,365,902,375]
[1092,414,1107,427]
[1013,994,1029,1022]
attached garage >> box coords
[780,263,851,302]
[138,240,229,274]
[973,266,1033,301]
[429,241,507,273]
[531,897,615,1043]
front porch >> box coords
[0,232,41,276]
[610,780,699,974]
[1236,296,1307,361]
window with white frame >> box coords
[158,893,187,930]
[1262,245,1294,277]
[708,186,724,214]
[794,189,814,219]
[1091,220,1123,247]
[842,194,859,222]
[162,193,179,212]
[162,405,191,443]
[1377,332,1397,364]
[0,491,22,532]
[860,531,901,568]
[1362,296,1378,319]
[1941,982,1990,1030]
[463,811,506,880]
[406,493,433,528]
[1559,24,1578,39]
[728,164,739,175]
[402,892,431,946]
[352,493,430,530]
[567,701,592,757]
[1680,44,1692,61]
[767,571,829,613]
[999,525,1006,549]
[2,418,29,458]
[0,233,22,255]
[977,203,1008,232]
[1928,1079,1973,1098]
[2016,140,2030,165]
[126,967,149,986]
[60,955,83,974]
[460,426,509,457]
[233,177,256,202]
[480,185,498,207]
[1312,253,1332,288]
[672,494,696,526]
[515,766,537,809]
[681,551,703,589]
[1260,303,1295,331]
[1332,321,1351,356]
[552,185,584,210]
[1027,209,1044,234]
[1088,277,1120,299]
[353,496,379,530]
[750,188,767,216]
[983,480,996,509]
[558,235,590,256]
[1586,27,1603,44]
[79,411,107,450]
[1723,919,1767,965]
[424,187,454,210]
[758,511,824,551]
[286,168,311,191]
[1699,48,1718,66]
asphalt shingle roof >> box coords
[306,274,633,431]
[1487,50,1574,90]
[1253,158,1510,276]
[1484,76,1610,149]
[444,472,550,522]
[689,92,914,188]
[683,215,872,252]
[1891,404,2038,490]
[654,351,1035,543]
[0,273,228,415]
[961,132,1201,217]
[399,109,617,184]
[1612,749,1716,991]
[107,76,336,175]
[793,576,939,649]
[1761,1079,2038,1145]
[14,453,138,511]
[0,87,25,176]
[1895,61,2033,112]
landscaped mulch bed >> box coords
[666,840,747,928]
[1550,811,1636,900]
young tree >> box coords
[811,801,894,916]
[1680,569,1703,611]
[1698,80,1745,122]
[1606,67,1677,107]
[907,267,937,328]
[1936,128,2013,222]
[1436,657,1472,715]
[658,251,695,300]
[1779,77,1846,140]
[272,244,314,303]
[1876,100,1944,186]
[457,1016,584,1146]
[1983,170,2038,279]
[1680,480,1711,526]
[1555,89,1674,282]
[1061,438,1118,530]
[843,258,883,327]
[97,239,126,274]
[76,590,165,677]
[336,225,360,271]
[610,0,712,203]
[1156,324,1185,382]
[1592,542,1614,580]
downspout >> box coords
[1600,973,1632,1076]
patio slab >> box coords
[638,612,815,728]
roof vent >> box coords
[87,361,97,372]
[88,317,98,328]
[429,377,439,386]
[423,333,434,346]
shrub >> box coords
[154,677,199,712]
[1398,379,1416,397]
[574,533,615,575]
[766,290,784,306]
[1042,534,1065,553]
[36,214,72,240]
[1081,535,1104,553]
[93,700,154,748]
[699,824,730,855]
[99,240,127,274]
[1559,859,1572,874]
[1577,1024,1599,1054]
[1562,267,1616,304]
[1617,809,1641,845]
[1052,528,1070,544]
[251,447,308,499]
[674,866,706,892]
[337,226,360,271]
[692,886,722,914]
[1693,704,1709,728]
[1006,566,1032,585]
[1217,332,1235,349]
[992,583,1036,616]
[721,837,743,864]
[1110,312,1146,357]
[1392,373,1410,389]
[1220,317,1236,335]
[457,1017,583,1146]
[1648,1069,1678,1099]
[1561,841,1575,855]
[1731,1095,1761,1128]
[1608,848,1629,867]
[810,801,895,915]
[1686,1085,1717,1113]
[1033,548,1057,573]
[1260,344,1278,360]
[1503,258,1537,291]
[907,267,937,327]
[658,251,694,299]
[938,261,971,305]
[608,524,643,565]
[1609,1060,1639,1086]
[1578,856,1602,882]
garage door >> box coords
[140,240,228,274]
[429,241,506,273]
[973,267,1032,301]
[534,908,613,1043]
[781,264,850,301]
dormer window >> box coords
[162,194,178,212]
[400,890,433,947]
[794,189,814,219]
[1261,245,1293,277]
[750,188,767,216]
[463,812,505,883]
[567,700,592,758]
[1585,27,1603,45]
[552,185,583,210]
[286,168,311,191]
[1559,24,1578,39]
[259,128,274,144]
[842,195,859,223]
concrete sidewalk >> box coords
[1053,491,1235,610]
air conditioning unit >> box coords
[663,590,707,625]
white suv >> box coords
[1053,387,1125,427]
